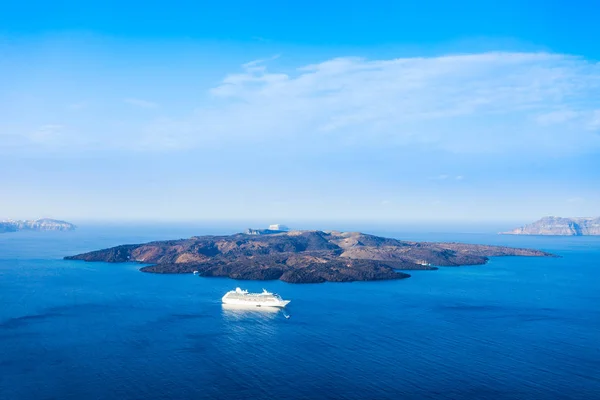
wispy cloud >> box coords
[431,175,464,181]
[241,54,281,69]
[124,98,159,109]
[535,110,580,125]
[5,52,600,154]
[174,52,600,154]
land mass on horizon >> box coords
[0,218,76,233]
[65,229,554,283]
[502,216,600,236]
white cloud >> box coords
[430,174,464,181]
[156,51,600,154]
[124,98,159,109]
[4,52,600,154]
[535,110,580,125]
[241,54,281,69]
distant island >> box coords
[0,218,76,233]
[502,216,600,236]
[65,229,554,283]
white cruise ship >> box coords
[221,288,290,308]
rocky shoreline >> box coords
[65,230,555,283]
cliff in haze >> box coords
[502,217,600,236]
[65,230,554,283]
[0,218,76,233]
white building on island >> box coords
[268,224,289,231]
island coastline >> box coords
[65,229,556,284]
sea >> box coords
[1,223,599,399]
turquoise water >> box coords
[1,225,599,399]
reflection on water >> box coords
[220,304,286,354]
[221,303,281,319]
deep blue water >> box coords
[1,224,600,399]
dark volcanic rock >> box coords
[74,245,139,263]
[65,230,555,283]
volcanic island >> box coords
[65,229,555,283]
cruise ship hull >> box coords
[222,303,280,313]
[221,297,290,308]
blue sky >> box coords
[1,1,599,223]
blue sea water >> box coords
[1,224,600,399]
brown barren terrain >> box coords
[65,230,555,283]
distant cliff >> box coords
[502,217,600,236]
[0,218,76,233]
[65,230,554,283]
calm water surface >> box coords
[1,224,599,399]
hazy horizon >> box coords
[0,217,572,237]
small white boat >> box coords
[221,287,290,308]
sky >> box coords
[1,0,599,223]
